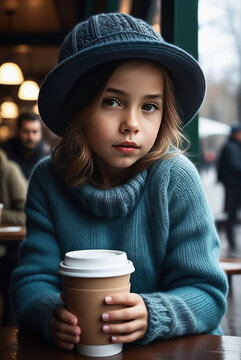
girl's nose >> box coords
[120,110,140,134]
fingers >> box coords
[103,293,147,321]
[102,305,143,322]
[102,293,148,343]
[105,293,141,307]
[102,318,147,343]
[51,294,148,349]
[110,330,145,344]
[50,306,81,351]
[103,318,145,341]
[53,333,80,351]
[54,306,78,325]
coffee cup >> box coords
[0,203,3,224]
[59,249,135,357]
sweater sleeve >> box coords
[138,156,228,344]
[10,159,63,343]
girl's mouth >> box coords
[113,142,139,154]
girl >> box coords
[11,13,227,351]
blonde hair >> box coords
[52,60,189,187]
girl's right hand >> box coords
[50,306,81,350]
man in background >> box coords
[217,125,241,249]
[0,149,27,225]
[0,149,27,326]
[1,111,49,179]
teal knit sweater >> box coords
[11,154,228,344]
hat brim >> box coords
[38,40,205,136]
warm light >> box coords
[0,125,11,141]
[0,99,19,118]
[15,44,30,53]
[18,80,39,100]
[32,103,39,114]
[119,0,132,14]
[0,61,24,84]
[3,0,19,12]
[153,23,160,33]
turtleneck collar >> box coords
[72,169,148,218]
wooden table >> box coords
[220,258,241,276]
[220,257,241,292]
[0,226,26,242]
[1,327,241,360]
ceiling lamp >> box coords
[0,98,19,119]
[32,103,39,114]
[0,61,24,84]
[18,80,39,100]
[0,125,11,142]
[0,9,24,85]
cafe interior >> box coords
[0,0,163,146]
[0,0,241,359]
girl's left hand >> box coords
[102,293,148,343]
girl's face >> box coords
[84,60,164,187]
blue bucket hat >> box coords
[38,12,206,136]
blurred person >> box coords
[217,125,241,248]
[0,149,27,325]
[1,111,49,179]
[0,149,27,225]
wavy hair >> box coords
[52,60,189,187]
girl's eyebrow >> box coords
[105,87,127,96]
[144,94,163,100]
[105,87,163,100]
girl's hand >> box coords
[102,293,148,343]
[50,306,81,350]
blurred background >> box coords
[199,0,241,166]
[198,0,241,241]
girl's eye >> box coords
[102,98,120,108]
[142,103,159,112]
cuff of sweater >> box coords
[136,293,174,345]
[39,294,64,343]
[19,293,64,344]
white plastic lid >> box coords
[59,249,135,278]
[0,203,4,209]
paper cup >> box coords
[59,250,135,357]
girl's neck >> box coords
[91,155,151,190]
[92,157,132,190]
[92,168,130,190]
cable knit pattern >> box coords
[11,154,228,344]
[59,13,163,62]
[74,170,147,218]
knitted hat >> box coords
[38,13,206,136]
